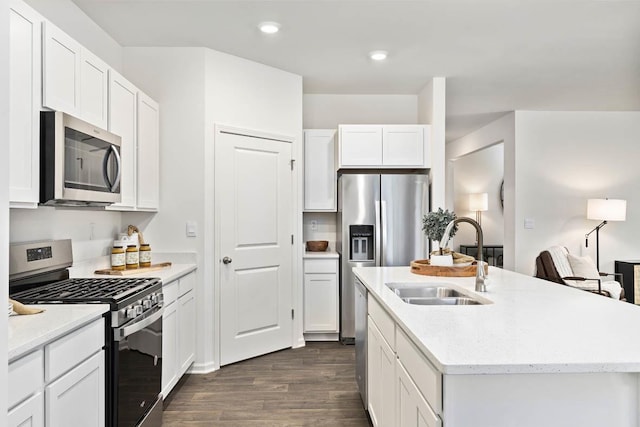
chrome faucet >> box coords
[439,217,488,292]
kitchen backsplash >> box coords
[10,207,123,262]
[303,212,337,250]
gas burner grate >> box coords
[11,277,161,304]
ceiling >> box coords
[72,0,640,141]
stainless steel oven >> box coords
[40,111,122,206]
[114,306,164,426]
[10,239,164,427]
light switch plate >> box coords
[186,221,197,237]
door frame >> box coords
[211,124,301,369]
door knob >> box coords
[222,256,232,264]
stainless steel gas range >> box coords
[9,239,164,427]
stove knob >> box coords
[157,294,164,306]
[150,294,158,303]
[134,305,143,316]
[143,300,152,309]
[126,308,136,319]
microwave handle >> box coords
[103,145,122,192]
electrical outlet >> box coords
[524,218,535,229]
[310,220,318,231]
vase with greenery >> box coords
[422,208,458,255]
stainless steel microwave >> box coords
[40,111,122,206]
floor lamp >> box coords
[585,198,626,271]
[469,193,488,227]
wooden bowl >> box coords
[306,240,329,252]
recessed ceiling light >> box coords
[369,50,388,61]
[259,22,280,34]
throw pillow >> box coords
[567,253,600,287]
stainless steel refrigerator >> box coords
[337,173,429,342]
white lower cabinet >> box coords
[366,299,442,427]
[7,318,105,427]
[8,392,43,427]
[397,360,441,427]
[367,317,396,427]
[46,352,105,427]
[303,258,339,337]
[178,289,196,373]
[162,272,196,398]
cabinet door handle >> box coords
[222,256,232,264]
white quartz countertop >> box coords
[303,250,339,259]
[70,262,197,285]
[8,304,109,361]
[354,266,640,375]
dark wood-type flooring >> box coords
[162,342,372,427]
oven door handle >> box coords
[114,307,164,342]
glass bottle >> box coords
[126,245,139,269]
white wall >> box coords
[513,111,640,275]
[1,0,10,418]
[418,77,446,230]
[24,0,123,71]
[446,113,515,269]
[123,48,206,255]
[303,94,417,129]
[452,143,504,249]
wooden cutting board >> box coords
[410,259,488,277]
[94,262,172,276]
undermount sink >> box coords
[391,286,465,299]
[385,282,487,306]
[402,297,482,305]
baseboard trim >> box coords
[304,332,340,342]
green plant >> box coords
[422,208,458,254]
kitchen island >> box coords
[355,266,640,427]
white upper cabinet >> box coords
[42,22,81,116]
[106,70,138,210]
[79,49,109,129]
[9,0,42,208]
[339,124,431,169]
[339,125,383,166]
[43,21,109,130]
[382,125,425,167]
[136,93,160,211]
[304,129,336,211]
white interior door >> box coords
[216,128,293,366]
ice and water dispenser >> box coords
[349,225,374,261]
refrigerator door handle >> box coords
[381,200,388,267]
[375,200,381,266]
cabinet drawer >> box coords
[8,349,43,409]
[45,318,104,382]
[397,328,442,415]
[163,280,179,305]
[179,273,195,296]
[368,297,395,351]
[304,258,337,274]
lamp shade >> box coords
[469,193,489,212]
[587,198,626,221]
